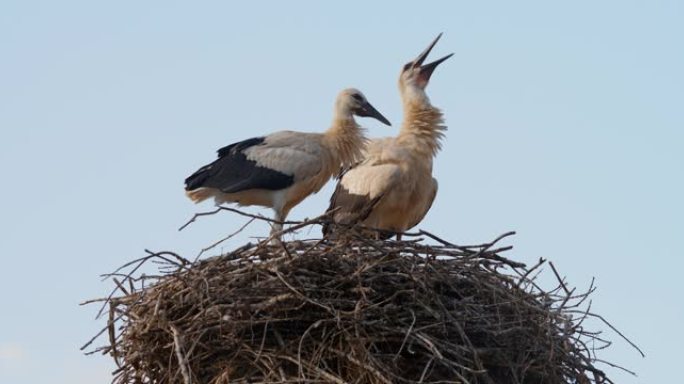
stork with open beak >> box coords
[323,34,452,239]
[184,88,390,238]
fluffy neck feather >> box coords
[324,117,367,169]
[397,97,446,158]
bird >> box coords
[323,34,452,240]
[184,88,391,238]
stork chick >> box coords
[185,88,391,238]
[324,34,452,239]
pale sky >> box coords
[1,1,682,383]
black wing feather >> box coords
[322,180,384,236]
[185,136,294,193]
[216,137,264,158]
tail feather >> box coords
[184,164,213,191]
[185,187,214,203]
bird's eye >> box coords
[351,93,364,102]
[402,63,412,71]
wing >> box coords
[322,160,401,234]
[184,136,295,193]
[331,137,393,179]
[242,132,323,182]
[407,177,438,230]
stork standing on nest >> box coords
[185,88,391,238]
[323,34,452,239]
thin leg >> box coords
[269,209,284,244]
[396,233,402,241]
[270,221,283,236]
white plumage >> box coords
[243,132,324,177]
[324,34,452,239]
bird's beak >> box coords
[357,101,392,126]
[413,33,443,67]
[418,53,454,83]
[410,33,453,84]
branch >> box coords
[179,205,300,231]
[171,326,193,384]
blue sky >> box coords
[1,1,682,383]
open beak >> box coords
[419,53,454,82]
[357,101,392,126]
[413,33,444,67]
[411,33,454,83]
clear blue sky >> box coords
[1,1,682,382]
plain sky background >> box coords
[1,1,682,383]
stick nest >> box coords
[84,217,636,384]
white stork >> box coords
[185,88,391,237]
[323,34,452,239]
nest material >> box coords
[85,219,633,384]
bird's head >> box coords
[336,88,391,126]
[398,33,453,102]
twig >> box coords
[583,313,645,358]
[171,325,193,384]
[179,205,300,232]
[194,217,256,262]
[549,261,570,295]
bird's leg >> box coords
[396,233,402,242]
[270,220,283,236]
[269,209,285,245]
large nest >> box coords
[84,211,639,384]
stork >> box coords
[185,88,391,238]
[323,34,452,239]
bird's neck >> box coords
[324,117,367,168]
[397,98,446,158]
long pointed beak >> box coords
[413,33,443,67]
[358,101,391,126]
[419,53,454,82]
